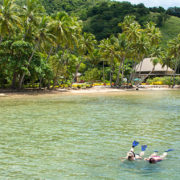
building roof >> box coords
[136,58,174,72]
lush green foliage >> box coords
[147,76,180,85]
[17,0,109,15]
[160,16,180,47]
[13,0,179,43]
[83,2,151,40]
[167,7,180,18]
[0,0,179,90]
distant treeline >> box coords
[150,6,180,18]
[37,0,180,19]
[12,0,180,18]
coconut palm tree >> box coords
[167,34,180,87]
[22,0,45,41]
[119,16,141,44]
[48,12,81,50]
[145,22,161,47]
[99,37,116,87]
[114,33,132,87]
[0,0,22,41]
[18,15,54,89]
[120,17,162,86]
[73,32,97,82]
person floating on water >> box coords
[144,149,174,164]
[121,140,147,161]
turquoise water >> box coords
[0,90,180,179]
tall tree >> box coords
[0,0,22,41]
[73,32,97,82]
[113,33,131,86]
[166,34,180,87]
[99,37,116,87]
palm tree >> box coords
[48,12,81,50]
[119,16,141,44]
[167,34,180,87]
[18,15,54,89]
[145,22,161,47]
[120,17,162,86]
[0,0,22,41]
[99,37,116,87]
[113,33,131,87]
[22,0,45,41]
[73,32,97,82]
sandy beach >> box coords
[0,85,179,98]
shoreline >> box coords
[0,85,180,97]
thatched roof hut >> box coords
[135,58,174,77]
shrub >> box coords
[146,76,180,85]
[72,83,91,89]
[81,68,102,82]
[175,77,180,85]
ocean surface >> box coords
[0,90,180,179]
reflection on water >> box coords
[0,90,180,179]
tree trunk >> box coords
[53,63,61,89]
[39,46,54,89]
[172,58,179,88]
[129,61,137,85]
[11,71,17,89]
[18,42,39,89]
[110,61,113,87]
[73,58,82,83]
[120,57,125,86]
[0,36,3,44]
[103,61,105,83]
[116,61,123,87]
[47,80,50,89]
[53,77,58,89]
[136,66,155,88]
[170,74,173,87]
[46,46,53,63]
[18,73,26,89]
[138,60,143,78]
[39,78,42,89]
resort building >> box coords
[135,58,174,79]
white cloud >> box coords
[115,0,180,9]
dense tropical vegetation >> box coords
[0,0,179,90]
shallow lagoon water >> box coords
[0,90,180,179]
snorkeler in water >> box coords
[121,141,147,161]
[144,149,174,164]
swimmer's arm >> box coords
[136,156,143,160]
[150,152,157,157]
[120,157,127,162]
[144,158,149,161]
[160,152,168,159]
[120,157,127,159]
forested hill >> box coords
[39,0,180,43]
[82,2,151,40]
[38,0,153,40]
[14,0,180,44]
[40,0,110,15]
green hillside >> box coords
[14,0,180,45]
[160,16,180,46]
